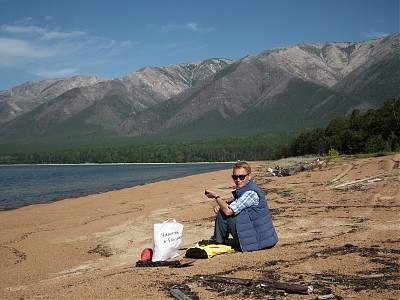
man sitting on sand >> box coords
[204,161,278,252]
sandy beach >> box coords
[1,154,399,299]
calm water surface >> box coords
[0,163,231,210]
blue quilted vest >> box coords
[232,179,278,252]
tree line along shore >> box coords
[0,98,398,165]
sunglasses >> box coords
[231,174,248,181]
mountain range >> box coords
[0,32,399,144]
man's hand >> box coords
[205,189,217,199]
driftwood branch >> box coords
[170,288,193,300]
[332,176,381,189]
[330,164,353,182]
[198,275,313,295]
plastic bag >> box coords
[152,218,183,262]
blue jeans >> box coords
[214,211,239,244]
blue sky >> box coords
[0,0,398,91]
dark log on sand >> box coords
[199,275,313,295]
[268,159,324,177]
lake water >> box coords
[0,163,231,210]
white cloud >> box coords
[1,24,86,40]
[0,19,137,80]
[183,23,202,32]
[41,29,86,40]
[161,22,215,32]
[121,40,134,47]
[1,24,46,35]
[34,68,78,78]
[0,22,89,64]
[161,24,179,31]
[0,38,55,58]
[15,17,34,25]
[363,30,390,39]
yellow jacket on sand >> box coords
[185,244,232,259]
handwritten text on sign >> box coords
[161,230,182,244]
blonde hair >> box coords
[233,161,251,174]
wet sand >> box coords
[1,154,399,299]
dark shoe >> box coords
[197,239,213,246]
[197,237,223,246]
